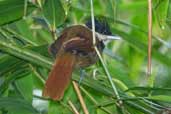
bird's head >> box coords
[85,17,121,42]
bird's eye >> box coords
[71,50,77,54]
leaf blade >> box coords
[43,0,65,30]
[0,0,35,25]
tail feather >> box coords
[43,53,76,100]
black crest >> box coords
[85,18,112,35]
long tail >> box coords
[43,53,76,100]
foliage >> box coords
[0,0,171,114]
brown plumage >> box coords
[43,53,76,100]
[43,25,104,100]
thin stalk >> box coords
[90,0,122,105]
[94,47,121,102]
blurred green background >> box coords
[0,0,171,114]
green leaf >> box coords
[43,0,65,30]
[15,20,39,46]
[0,97,38,114]
[48,101,71,114]
[148,95,171,102]
[15,74,33,103]
[0,55,22,75]
[0,0,35,25]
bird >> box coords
[43,18,115,100]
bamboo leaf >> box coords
[0,0,35,25]
[0,97,38,114]
[48,101,71,114]
[148,95,171,102]
[15,74,33,103]
[43,0,65,30]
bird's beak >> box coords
[95,32,121,41]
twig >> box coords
[147,0,152,76]
[68,100,80,114]
[72,81,89,114]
